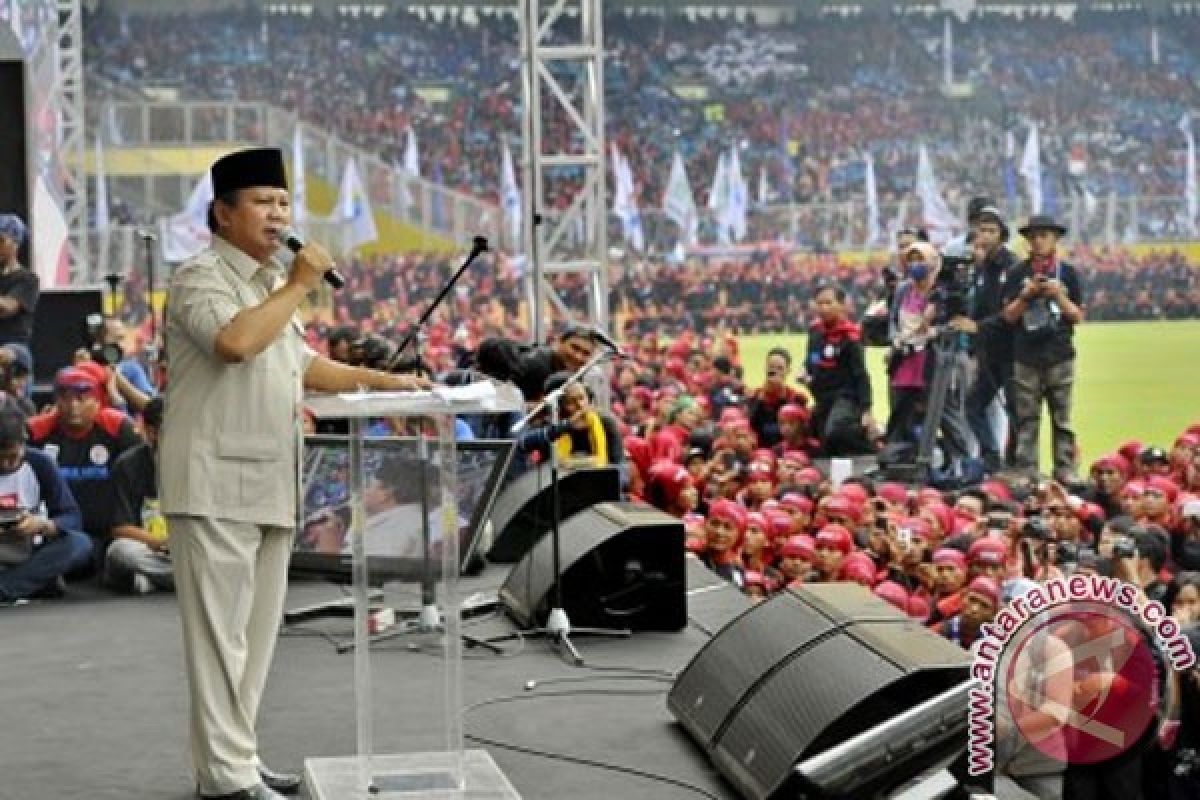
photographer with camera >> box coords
[1002,215,1085,483]
[884,241,941,447]
[945,205,1020,472]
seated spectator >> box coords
[0,346,34,415]
[106,397,173,594]
[516,372,623,469]
[0,406,92,606]
[27,367,143,565]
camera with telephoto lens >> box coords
[1113,536,1137,559]
[85,313,123,366]
[1055,541,1079,568]
[1022,517,1053,541]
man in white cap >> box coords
[161,147,428,800]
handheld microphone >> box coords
[278,228,345,289]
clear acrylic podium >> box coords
[302,382,524,800]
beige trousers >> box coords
[169,515,294,795]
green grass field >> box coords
[736,320,1200,465]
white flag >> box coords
[500,141,522,248]
[724,145,748,242]
[1020,124,1043,214]
[159,173,214,263]
[292,124,307,237]
[662,151,698,246]
[404,128,420,177]
[335,157,378,251]
[610,144,644,251]
[1181,114,1198,236]
[916,144,959,243]
[708,152,728,213]
[864,152,880,247]
[94,135,110,232]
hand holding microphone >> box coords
[279,228,345,290]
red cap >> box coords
[933,548,969,572]
[681,512,705,531]
[1076,502,1107,524]
[752,448,777,468]
[1091,454,1129,477]
[647,460,693,507]
[965,576,1000,608]
[815,524,854,554]
[916,488,944,507]
[841,552,878,586]
[1145,476,1180,503]
[1118,439,1145,465]
[925,503,955,537]
[708,499,746,533]
[747,461,775,481]
[1177,432,1200,450]
[838,483,870,506]
[795,467,824,485]
[765,510,794,540]
[650,430,684,464]
[780,535,816,560]
[823,495,858,522]
[780,449,810,467]
[968,537,1008,567]
[745,512,768,533]
[780,492,814,514]
[1122,479,1148,498]
[876,482,908,506]
[55,366,99,391]
[779,404,809,424]
[979,480,1013,503]
[629,386,654,407]
[719,407,747,427]
[874,580,911,613]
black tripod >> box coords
[485,349,630,666]
[913,330,974,485]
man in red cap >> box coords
[778,535,816,586]
[28,367,142,557]
[812,524,854,582]
[702,499,746,586]
[927,547,970,626]
[773,404,815,458]
[162,147,427,800]
[935,576,999,649]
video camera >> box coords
[936,238,974,320]
[85,313,123,367]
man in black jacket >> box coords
[1002,215,1086,483]
[801,284,876,456]
[949,205,1019,472]
[473,325,600,402]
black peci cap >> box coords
[211,147,288,197]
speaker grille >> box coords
[667,584,971,800]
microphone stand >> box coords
[138,231,160,389]
[487,347,631,666]
[388,236,489,373]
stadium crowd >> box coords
[84,7,1200,239]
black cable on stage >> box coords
[279,624,344,650]
[462,731,721,800]
[461,687,720,799]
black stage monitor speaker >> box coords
[667,583,970,800]
[487,464,621,563]
[499,501,686,632]
[30,288,104,386]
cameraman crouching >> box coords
[1002,215,1085,484]
[947,205,1019,473]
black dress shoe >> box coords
[198,783,286,800]
[258,764,302,795]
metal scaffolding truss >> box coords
[519,0,609,343]
[56,0,88,282]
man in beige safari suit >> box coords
[161,147,427,800]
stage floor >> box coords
[0,564,746,800]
